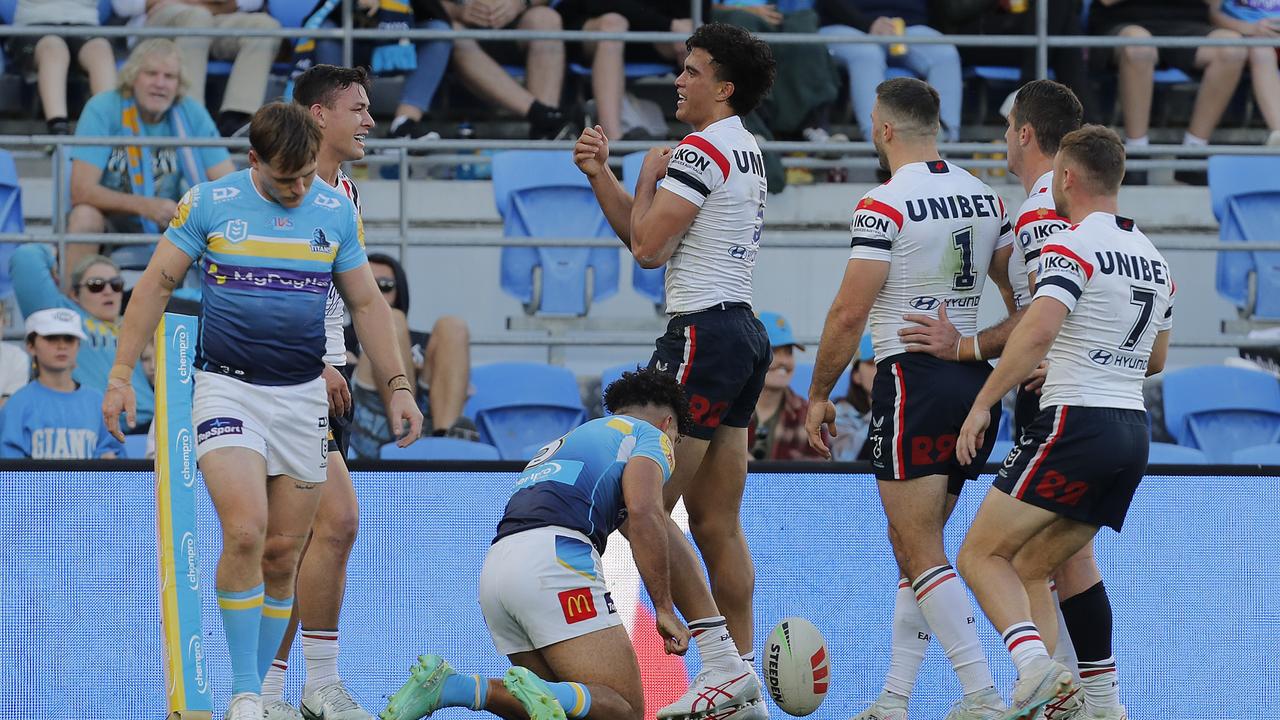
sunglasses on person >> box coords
[376,278,397,293]
[80,277,125,293]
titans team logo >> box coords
[170,191,193,229]
[224,219,249,244]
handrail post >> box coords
[691,0,702,29]
[52,142,66,284]
[342,0,354,69]
[1035,0,1049,80]
[399,149,409,261]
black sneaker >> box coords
[217,111,251,138]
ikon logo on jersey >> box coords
[1042,253,1084,278]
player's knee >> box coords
[1116,28,1156,67]
[314,503,360,551]
[1010,548,1054,584]
[34,35,70,61]
[521,5,561,30]
[687,508,740,549]
[67,204,105,233]
[260,534,306,583]
[1210,40,1248,67]
[955,541,983,582]
[221,522,266,559]
[596,12,628,34]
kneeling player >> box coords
[382,369,760,720]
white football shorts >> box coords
[479,525,622,655]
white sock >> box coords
[1001,622,1050,676]
[1078,657,1120,711]
[883,578,929,699]
[1183,131,1208,146]
[261,659,288,704]
[740,651,756,665]
[689,617,741,674]
[1125,135,1149,147]
[301,628,340,696]
[1049,583,1079,678]
[913,566,995,695]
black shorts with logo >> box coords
[326,364,355,456]
[1013,385,1041,440]
[994,405,1149,531]
[868,353,1001,490]
[648,303,771,441]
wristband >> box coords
[955,336,963,362]
[388,375,413,395]
[972,335,984,362]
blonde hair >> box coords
[118,39,189,99]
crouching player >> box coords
[382,368,761,720]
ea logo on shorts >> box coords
[910,296,940,311]
[1088,349,1113,366]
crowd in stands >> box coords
[1,0,1279,460]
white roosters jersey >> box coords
[318,169,361,366]
[658,115,767,314]
[1010,171,1070,309]
[1035,212,1174,411]
[848,160,1014,362]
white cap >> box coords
[25,308,88,340]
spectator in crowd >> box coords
[112,0,280,136]
[714,1,842,141]
[832,333,875,461]
[344,253,474,457]
[0,299,30,409]
[817,0,963,141]
[293,0,454,141]
[440,0,576,139]
[7,0,117,136]
[9,247,155,431]
[555,0,704,139]
[935,0,1103,124]
[66,39,233,274]
[1088,0,1246,183]
[748,312,828,461]
[1210,0,1280,147]
[0,307,123,459]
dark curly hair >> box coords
[603,368,693,437]
[686,22,776,117]
[293,64,372,110]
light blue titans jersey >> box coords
[494,415,676,553]
[164,169,367,386]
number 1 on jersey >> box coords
[952,227,976,291]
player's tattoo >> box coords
[159,268,180,289]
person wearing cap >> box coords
[748,312,828,461]
[0,308,123,459]
[9,245,155,430]
[832,333,877,461]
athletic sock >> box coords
[913,566,995,695]
[301,628,341,696]
[218,585,265,696]
[546,681,592,719]
[1001,622,1050,676]
[689,616,742,674]
[1049,581,1079,678]
[740,651,756,665]
[883,578,929,699]
[439,673,489,711]
[1061,582,1120,711]
[258,595,293,680]
[262,659,288,704]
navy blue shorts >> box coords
[326,364,354,456]
[994,405,1149,531]
[1014,385,1041,440]
[868,353,1001,489]
[648,303,772,441]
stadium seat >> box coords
[1162,365,1280,463]
[464,362,587,459]
[491,151,620,316]
[0,0,14,23]
[989,440,1015,465]
[122,434,149,460]
[379,438,501,461]
[621,151,665,307]
[995,410,1013,442]
[1208,156,1280,319]
[0,149,24,302]
[790,362,851,401]
[1230,443,1280,465]
[1147,442,1209,464]
[267,1,313,28]
[569,63,675,79]
[599,362,646,413]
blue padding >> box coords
[790,362,851,401]
[1148,441,1209,464]
[569,62,675,78]
[380,438,501,461]
[1232,443,1280,464]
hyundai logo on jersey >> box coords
[1089,349,1113,366]
[909,296,940,311]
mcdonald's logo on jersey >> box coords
[558,588,598,624]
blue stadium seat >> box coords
[379,438,501,461]
[1231,443,1280,465]
[1147,442,1209,464]
[122,434,149,460]
[268,0,313,27]
[0,0,14,23]
[621,152,665,307]
[1208,156,1280,318]
[995,410,1013,442]
[0,149,24,302]
[790,362,851,401]
[1162,365,1280,462]
[599,362,646,413]
[570,63,675,79]
[464,362,587,459]
[491,151,620,316]
[989,440,1015,465]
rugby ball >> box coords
[763,616,829,716]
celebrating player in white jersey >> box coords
[573,22,776,720]
[955,126,1173,720]
[251,65,383,720]
[103,102,423,720]
[804,77,1015,720]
